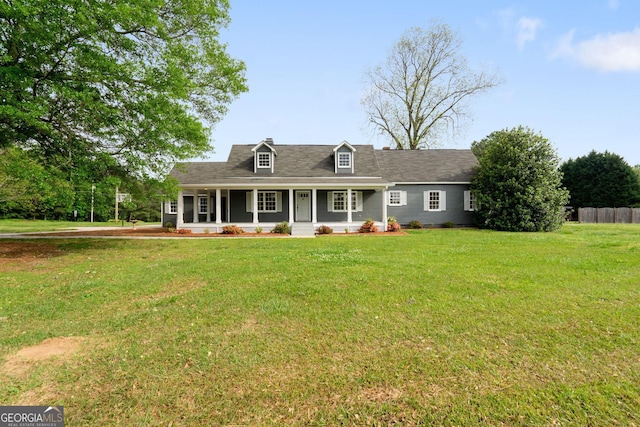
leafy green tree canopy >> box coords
[1,0,247,175]
[471,126,569,232]
[560,151,640,208]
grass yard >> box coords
[0,219,158,233]
[1,224,639,425]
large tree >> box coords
[0,0,247,176]
[361,23,501,150]
[560,151,640,208]
[471,126,569,232]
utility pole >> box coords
[115,186,119,222]
[91,185,95,223]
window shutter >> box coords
[423,191,429,211]
[464,191,471,211]
[276,191,282,212]
[327,192,334,212]
[440,191,446,211]
[356,191,363,212]
[400,191,407,206]
[246,192,253,213]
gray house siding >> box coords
[387,184,474,226]
[316,190,382,223]
[163,212,177,227]
[229,190,289,223]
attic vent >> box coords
[382,146,391,150]
[265,137,274,145]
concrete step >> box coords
[291,222,316,237]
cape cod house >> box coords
[164,138,478,235]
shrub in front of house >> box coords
[358,219,378,233]
[165,221,175,233]
[255,226,263,234]
[316,225,333,235]
[442,221,455,228]
[222,225,245,234]
[271,221,291,234]
[387,216,401,232]
[409,220,423,229]
[175,228,192,234]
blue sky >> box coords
[201,0,640,167]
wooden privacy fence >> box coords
[578,207,640,223]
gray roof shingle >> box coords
[375,149,478,183]
[170,144,477,186]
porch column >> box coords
[382,189,388,231]
[347,188,352,223]
[215,189,222,224]
[206,189,211,223]
[312,189,317,223]
[253,189,259,224]
[193,189,199,223]
[177,190,184,227]
[289,189,294,224]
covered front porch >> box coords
[164,185,390,234]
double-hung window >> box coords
[246,191,282,213]
[258,191,277,212]
[424,190,446,212]
[464,191,476,211]
[328,191,363,212]
[198,196,208,214]
[387,190,407,206]
[338,152,351,168]
[168,200,177,214]
[257,152,271,169]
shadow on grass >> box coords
[0,239,124,260]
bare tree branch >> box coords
[362,23,503,149]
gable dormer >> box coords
[333,140,356,174]
[252,138,277,174]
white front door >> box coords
[296,191,311,221]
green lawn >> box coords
[0,219,157,233]
[1,224,639,425]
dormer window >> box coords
[257,152,271,169]
[252,138,277,174]
[333,140,356,174]
[338,152,352,168]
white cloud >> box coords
[517,17,543,50]
[554,28,640,72]
[608,0,620,11]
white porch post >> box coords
[177,190,184,227]
[193,189,199,223]
[347,188,352,223]
[215,189,222,224]
[206,190,211,223]
[252,189,259,224]
[382,189,388,231]
[193,188,200,224]
[289,189,294,224]
[312,189,317,223]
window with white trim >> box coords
[198,196,208,214]
[424,190,446,212]
[464,191,476,211]
[338,152,351,168]
[168,200,177,214]
[328,191,363,212]
[257,152,271,168]
[246,191,282,213]
[388,190,407,206]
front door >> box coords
[296,191,311,222]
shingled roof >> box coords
[170,144,477,186]
[374,149,478,183]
